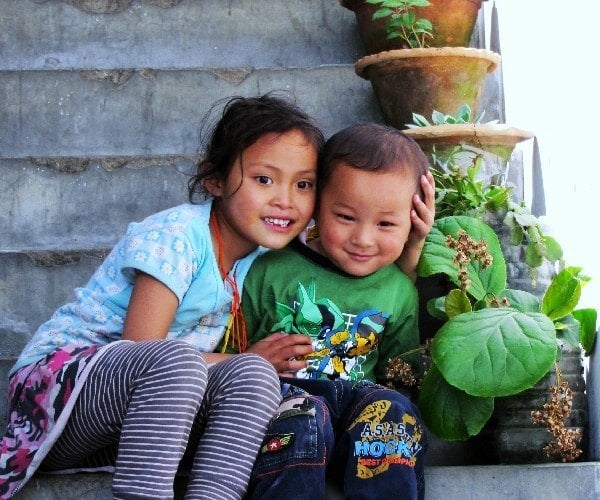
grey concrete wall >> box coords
[0,66,379,159]
[0,0,363,70]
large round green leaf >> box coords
[432,308,557,397]
[417,216,506,300]
[418,364,494,441]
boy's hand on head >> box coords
[396,172,436,281]
[410,171,435,241]
[247,333,314,375]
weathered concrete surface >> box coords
[0,251,108,335]
[16,463,600,499]
[0,0,363,71]
[0,66,380,158]
[0,158,193,250]
[426,463,600,499]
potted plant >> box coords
[355,47,499,131]
[407,214,596,445]
[340,0,484,54]
[404,105,561,281]
[344,1,500,130]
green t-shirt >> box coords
[241,238,419,383]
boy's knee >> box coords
[348,389,427,466]
[253,390,333,477]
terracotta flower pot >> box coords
[405,123,534,185]
[355,47,500,131]
[340,0,484,54]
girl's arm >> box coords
[396,172,435,281]
[122,271,178,341]
[121,272,311,368]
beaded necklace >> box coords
[210,210,248,354]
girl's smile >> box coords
[206,129,318,272]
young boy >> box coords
[240,123,434,500]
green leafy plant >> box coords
[366,0,433,48]
[408,216,597,441]
[407,105,562,277]
[406,104,495,128]
[432,153,563,278]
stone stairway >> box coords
[1,0,599,498]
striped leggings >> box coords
[40,340,281,500]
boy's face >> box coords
[311,163,415,277]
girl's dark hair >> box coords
[188,93,325,202]
[319,122,430,199]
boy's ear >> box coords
[203,176,223,197]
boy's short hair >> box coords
[319,123,430,199]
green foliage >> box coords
[417,216,507,300]
[406,104,496,129]
[432,308,557,397]
[414,216,597,441]
[366,0,433,48]
[431,153,563,276]
[418,364,494,441]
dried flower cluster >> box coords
[531,366,582,462]
[385,340,432,390]
[385,357,417,388]
[445,230,493,291]
[488,296,510,308]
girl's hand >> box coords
[122,272,178,341]
[396,171,436,281]
[247,333,314,375]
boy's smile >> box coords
[309,164,415,277]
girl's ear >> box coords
[203,176,223,197]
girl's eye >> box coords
[378,221,395,227]
[255,176,273,185]
[296,180,314,190]
[337,213,354,222]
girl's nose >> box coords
[272,186,293,208]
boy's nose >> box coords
[350,225,375,247]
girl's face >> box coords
[206,129,318,261]
[310,163,415,277]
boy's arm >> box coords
[395,172,435,281]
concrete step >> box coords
[0,252,108,337]
[0,157,193,251]
[0,65,379,159]
[0,0,363,71]
[15,463,600,499]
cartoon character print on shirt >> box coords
[271,280,389,380]
[348,400,424,479]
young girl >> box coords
[0,94,324,499]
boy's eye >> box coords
[337,213,354,222]
[255,176,273,185]
[296,180,314,190]
[379,221,395,227]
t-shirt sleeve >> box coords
[241,260,266,347]
[119,227,199,303]
[375,282,420,382]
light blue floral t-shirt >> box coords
[12,202,264,374]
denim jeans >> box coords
[247,377,427,500]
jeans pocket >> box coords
[252,390,325,475]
